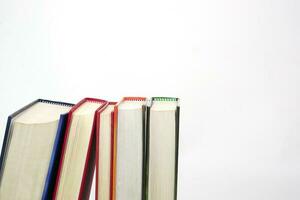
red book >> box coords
[95,102,117,200]
[53,98,108,200]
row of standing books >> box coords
[0,97,180,200]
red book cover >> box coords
[53,98,108,200]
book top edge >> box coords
[38,99,74,107]
[152,97,179,102]
[123,97,146,101]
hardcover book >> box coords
[0,99,73,200]
[53,98,108,200]
[146,97,180,200]
[112,97,147,200]
[96,102,117,200]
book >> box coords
[53,98,108,200]
[146,97,180,200]
[96,102,117,200]
[0,99,73,200]
[112,97,147,200]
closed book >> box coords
[53,98,108,200]
[0,99,73,200]
[146,97,180,200]
[112,97,147,200]
[96,102,117,200]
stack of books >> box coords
[0,97,180,200]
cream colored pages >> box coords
[0,102,71,200]
[148,101,177,200]
[116,100,145,200]
[97,105,114,200]
[56,101,102,200]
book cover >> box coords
[0,99,74,200]
[53,98,108,200]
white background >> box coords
[0,0,299,199]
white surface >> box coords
[0,0,299,199]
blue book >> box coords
[0,99,73,200]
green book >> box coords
[145,97,180,200]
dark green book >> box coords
[145,97,180,200]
